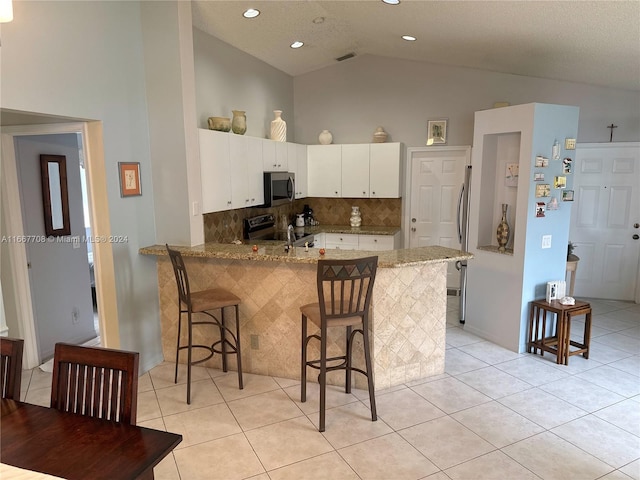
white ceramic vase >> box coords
[372,126,388,143]
[318,129,333,145]
[270,110,286,142]
[350,206,362,227]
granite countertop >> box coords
[140,242,472,268]
[308,225,400,236]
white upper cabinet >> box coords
[229,134,250,208]
[307,145,342,197]
[370,143,401,198]
[288,143,308,199]
[246,137,264,206]
[199,129,232,212]
[341,144,370,198]
[263,139,288,171]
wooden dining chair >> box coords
[300,256,379,432]
[1,337,24,400]
[50,343,139,425]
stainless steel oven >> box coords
[262,172,295,207]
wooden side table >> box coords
[566,254,579,296]
[527,299,592,365]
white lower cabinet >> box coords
[322,232,400,251]
[324,233,359,250]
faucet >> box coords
[286,224,295,251]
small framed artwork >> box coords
[426,119,447,145]
[534,172,545,182]
[563,157,573,174]
[118,162,142,197]
[505,163,519,187]
[547,196,559,210]
[535,183,551,198]
[535,156,549,168]
[554,176,567,189]
[536,202,546,217]
[562,190,574,201]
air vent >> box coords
[335,52,356,62]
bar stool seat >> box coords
[166,244,243,404]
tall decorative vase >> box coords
[350,206,362,227]
[318,129,333,145]
[496,203,510,252]
[231,110,247,135]
[270,110,286,142]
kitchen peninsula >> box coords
[141,243,471,390]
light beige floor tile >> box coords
[444,450,539,480]
[272,376,300,389]
[245,474,270,480]
[445,328,484,348]
[283,382,359,414]
[339,432,439,479]
[376,388,446,430]
[163,403,241,449]
[268,451,359,480]
[593,399,640,436]
[156,379,224,416]
[173,433,264,480]
[594,333,640,354]
[138,372,154,393]
[458,341,522,365]
[551,415,640,468]
[137,389,162,422]
[421,472,451,480]
[587,342,635,364]
[400,416,495,470]
[539,376,625,412]
[405,373,450,388]
[502,431,613,480]
[575,365,640,397]
[456,366,533,399]
[352,383,407,400]
[27,368,52,391]
[150,362,211,390]
[245,416,333,471]
[620,459,640,480]
[451,401,544,448]
[495,356,570,386]
[444,349,489,376]
[20,369,32,393]
[608,355,640,377]
[497,388,587,429]
[227,389,304,431]
[309,401,392,449]
[214,371,280,402]
[23,386,51,407]
[411,377,492,414]
[621,326,640,339]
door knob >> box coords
[633,234,639,240]
[411,227,416,232]
[634,223,639,228]
[411,218,416,223]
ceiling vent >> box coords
[335,52,356,62]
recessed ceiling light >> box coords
[290,41,304,49]
[382,0,400,5]
[243,8,260,19]
[402,35,416,41]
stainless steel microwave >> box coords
[262,172,295,207]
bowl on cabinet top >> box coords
[208,117,231,132]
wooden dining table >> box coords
[1,399,182,480]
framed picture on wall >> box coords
[562,190,574,201]
[118,162,142,197]
[426,119,447,145]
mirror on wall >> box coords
[40,154,71,237]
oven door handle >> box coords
[287,175,295,202]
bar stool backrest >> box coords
[166,244,192,309]
[317,256,378,323]
[1,337,24,400]
[50,343,139,425]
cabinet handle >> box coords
[335,191,339,195]
[374,239,377,242]
[363,191,366,195]
[227,201,232,205]
[372,191,376,195]
[245,199,249,203]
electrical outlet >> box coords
[565,138,576,150]
[250,335,259,349]
[542,235,552,249]
[192,201,200,216]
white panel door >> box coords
[408,147,470,289]
[570,143,640,300]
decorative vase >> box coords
[496,203,510,252]
[372,126,388,143]
[231,110,247,135]
[350,206,362,227]
[318,129,333,145]
[270,110,286,142]
[207,116,231,132]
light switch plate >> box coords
[565,138,576,150]
[542,235,552,249]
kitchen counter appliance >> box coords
[244,213,314,247]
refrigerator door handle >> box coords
[456,183,465,244]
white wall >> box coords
[1,0,163,371]
[293,54,639,147]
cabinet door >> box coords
[370,143,401,198]
[312,232,325,249]
[199,129,231,212]
[229,135,249,208]
[308,145,342,197]
[358,234,396,251]
[263,139,277,171]
[324,233,359,250]
[296,144,308,198]
[247,137,264,206]
[341,144,370,198]
[275,142,288,171]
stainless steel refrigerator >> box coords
[456,165,472,324]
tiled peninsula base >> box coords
[156,257,447,391]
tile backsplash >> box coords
[203,197,401,243]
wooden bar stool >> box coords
[300,256,378,432]
[527,299,592,365]
[166,245,243,404]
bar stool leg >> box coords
[319,324,327,433]
[175,309,183,384]
[300,315,308,403]
[362,323,377,422]
[220,308,228,372]
[235,304,243,389]
[187,311,193,405]
[345,326,352,394]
